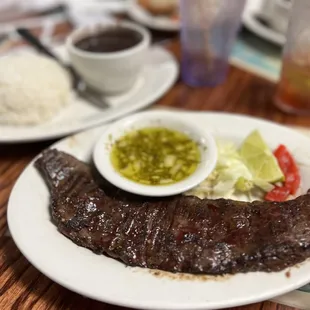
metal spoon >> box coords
[16,28,109,108]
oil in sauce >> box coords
[110,127,201,186]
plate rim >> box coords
[8,111,310,310]
[242,0,286,46]
[127,0,180,32]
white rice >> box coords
[0,54,71,125]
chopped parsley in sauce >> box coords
[110,127,201,185]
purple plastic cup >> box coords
[180,0,246,87]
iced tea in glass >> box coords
[274,0,310,114]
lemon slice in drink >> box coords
[239,130,284,183]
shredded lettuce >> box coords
[186,139,274,200]
[235,177,253,192]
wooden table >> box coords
[0,40,309,310]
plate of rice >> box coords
[0,44,178,143]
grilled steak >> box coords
[35,149,310,275]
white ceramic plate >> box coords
[242,0,286,46]
[8,111,310,310]
[127,0,180,32]
[66,0,127,27]
[0,45,178,143]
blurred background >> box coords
[0,0,290,83]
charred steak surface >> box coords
[35,149,310,275]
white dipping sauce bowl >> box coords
[93,111,218,197]
[66,21,151,95]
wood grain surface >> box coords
[0,40,309,310]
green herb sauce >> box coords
[110,127,201,185]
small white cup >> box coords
[93,111,218,197]
[66,21,151,95]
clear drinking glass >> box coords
[274,0,310,114]
[180,0,246,87]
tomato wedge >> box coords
[273,144,300,195]
[285,171,301,196]
[265,186,290,202]
[265,144,300,202]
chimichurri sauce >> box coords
[110,127,201,185]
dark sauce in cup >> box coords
[74,27,143,53]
